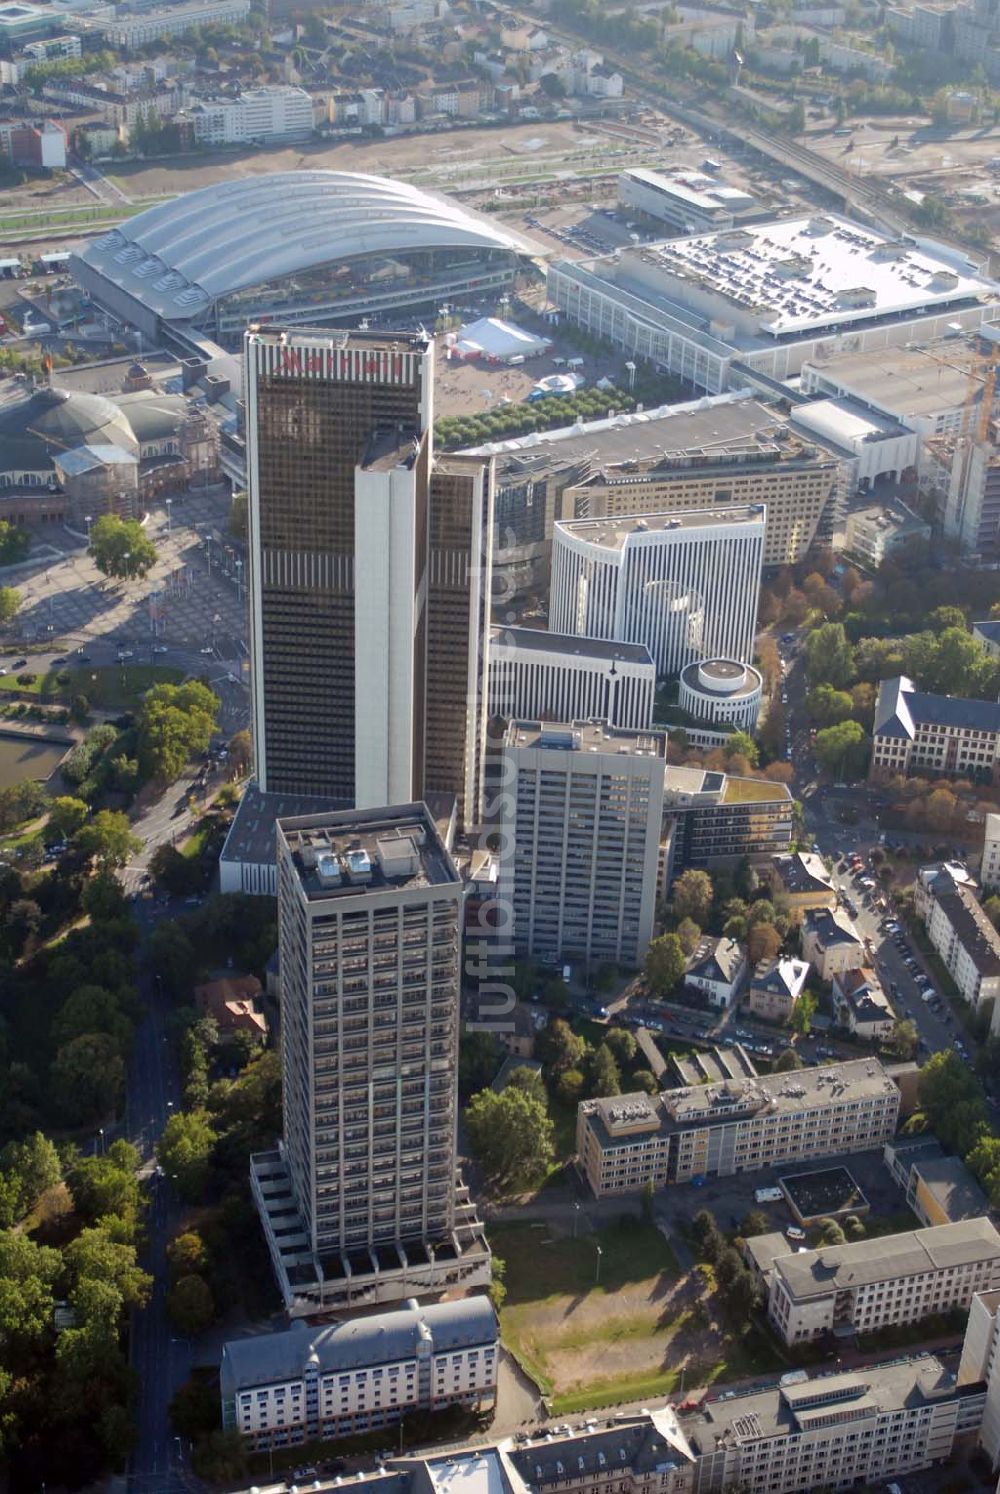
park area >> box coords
[490,1218,781,1415]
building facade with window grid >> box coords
[498,719,666,970]
[221,1297,498,1450]
[251,804,490,1316]
[576,1058,901,1198]
[767,1217,1000,1345]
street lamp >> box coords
[594,1242,602,1285]
[235,557,243,603]
[165,497,172,535]
[84,514,92,543]
[572,1200,581,1239]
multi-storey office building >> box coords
[246,327,432,801]
[245,326,491,829]
[660,764,794,882]
[221,1298,498,1450]
[488,627,655,731]
[576,1057,901,1197]
[686,1359,986,1494]
[870,674,1000,783]
[251,803,490,1315]
[423,454,494,833]
[225,1352,991,1494]
[767,1218,1000,1345]
[550,505,764,678]
[498,720,666,970]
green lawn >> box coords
[2,664,183,710]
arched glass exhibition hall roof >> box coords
[74,170,537,323]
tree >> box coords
[52,1032,124,1123]
[158,1109,215,1203]
[556,1067,586,1105]
[52,982,132,1055]
[137,680,220,783]
[967,1134,1000,1208]
[0,521,30,565]
[740,1209,769,1237]
[534,1017,586,1075]
[725,731,759,768]
[692,1207,723,1263]
[817,1217,846,1246]
[805,683,854,726]
[83,869,129,923]
[73,809,141,870]
[0,1131,61,1225]
[228,728,252,775]
[167,1273,215,1337]
[790,988,818,1036]
[644,933,685,997]
[88,514,157,580]
[631,1068,658,1094]
[676,917,701,955]
[813,720,867,779]
[673,868,714,926]
[464,1085,554,1195]
[7,896,41,953]
[66,1143,141,1226]
[747,921,782,965]
[890,1018,919,1060]
[0,1230,61,1359]
[0,587,20,626]
[804,622,854,688]
[586,1042,621,1098]
[459,1031,502,1097]
[918,1049,988,1154]
[603,1027,637,1067]
[774,1047,802,1072]
[170,1375,222,1438]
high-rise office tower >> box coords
[245,326,491,830]
[246,327,433,801]
[550,504,765,677]
[424,454,494,834]
[498,720,667,970]
[251,802,492,1317]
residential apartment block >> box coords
[221,1298,498,1450]
[871,675,1000,783]
[922,866,1000,1011]
[832,966,895,1040]
[498,720,666,970]
[801,905,865,981]
[576,1057,901,1197]
[251,803,490,1315]
[746,956,810,1023]
[768,1218,1000,1345]
[489,628,655,732]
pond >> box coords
[0,733,68,792]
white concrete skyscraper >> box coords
[549,504,765,677]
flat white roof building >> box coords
[550,503,764,678]
[548,212,1000,393]
[618,166,753,235]
[488,626,655,731]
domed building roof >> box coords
[26,387,139,457]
